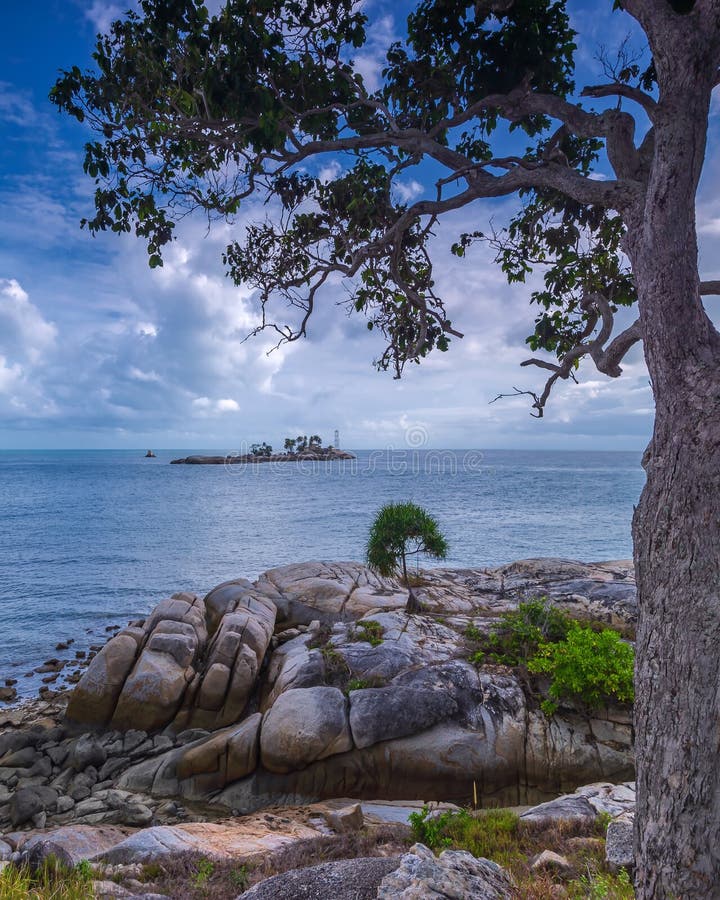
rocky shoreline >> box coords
[0,558,638,896]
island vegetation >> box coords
[171,435,354,464]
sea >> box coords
[0,449,644,699]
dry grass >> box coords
[132,825,412,900]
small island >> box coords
[171,434,355,464]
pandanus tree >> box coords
[51,1,720,893]
[366,502,448,612]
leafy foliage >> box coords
[366,502,448,584]
[528,621,635,715]
[409,806,522,864]
[349,619,385,647]
[465,600,634,714]
[466,598,571,667]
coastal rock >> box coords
[260,687,352,773]
[237,857,401,900]
[99,819,323,864]
[57,558,636,813]
[376,843,515,899]
[520,782,636,826]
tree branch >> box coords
[581,83,658,120]
[700,280,720,295]
[504,298,642,417]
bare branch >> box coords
[700,280,720,295]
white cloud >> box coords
[83,1,130,34]
[128,367,161,383]
[0,279,56,365]
[217,398,240,412]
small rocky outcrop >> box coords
[376,843,515,899]
[237,857,402,900]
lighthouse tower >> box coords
[334,429,340,449]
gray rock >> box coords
[56,796,75,814]
[18,839,74,872]
[606,811,634,872]
[99,756,131,781]
[349,685,458,749]
[69,736,107,771]
[118,802,154,827]
[237,856,401,900]
[68,770,97,801]
[0,746,39,769]
[376,843,515,898]
[19,824,129,865]
[520,794,598,825]
[323,803,364,833]
[0,732,33,758]
[260,687,352,773]
[531,850,572,873]
[10,786,58,826]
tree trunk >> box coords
[629,27,720,896]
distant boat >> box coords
[145,450,156,458]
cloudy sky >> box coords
[0,1,718,451]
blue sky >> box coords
[0,1,718,451]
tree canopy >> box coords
[50,0,668,406]
[366,501,448,584]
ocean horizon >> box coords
[0,448,644,699]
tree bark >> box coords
[629,20,720,896]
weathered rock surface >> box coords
[605,810,634,872]
[237,856,401,900]
[519,782,636,825]
[260,687,352,773]
[376,842,515,898]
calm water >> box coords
[0,449,644,697]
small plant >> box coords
[345,675,387,693]
[568,865,633,899]
[529,621,635,715]
[74,860,93,880]
[466,599,571,667]
[321,644,350,688]
[350,620,385,646]
[408,806,454,850]
[229,865,249,891]
[366,502,448,613]
[192,857,215,888]
[0,858,95,899]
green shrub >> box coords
[528,622,635,715]
[568,866,634,899]
[349,620,384,646]
[467,598,571,667]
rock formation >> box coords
[56,558,635,814]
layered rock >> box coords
[55,559,635,812]
[66,582,276,734]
